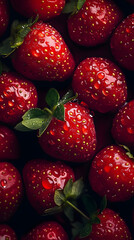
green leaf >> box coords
[0,37,16,57]
[22,108,47,120]
[81,194,97,216]
[63,178,73,198]
[54,189,65,206]
[62,0,77,14]
[79,222,92,238]
[43,206,62,216]
[77,0,86,10]
[0,61,2,75]
[22,118,46,130]
[60,89,78,105]
[46,88,60,108]
[99,195,107,213]
[53,104,65,121]
[71,178,84,199]
[38,115,52,137]
[15,122,33,132]
[90,216,100,224]
[63,204,74,222]
[71,221,83,239]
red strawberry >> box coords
[10,21,75,82]
[0,162,23,222]
[72,57,127,113]
[10,0,65,21]
[75,208,132,240]
[65,0,123,47]
[0,224,17,240]
[0,125,20,161]
[0,72,38,125]
[88,145,134,202]
[21,221,69,240]
[23,159,75,214]
[112,100,134,150]
[0,0,9,37]
[39,101,96,162]
[110,13,134,71]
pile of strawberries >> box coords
[0,0,134,239]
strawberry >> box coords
[0,20,75,82]
[110,13,134,71]
[0,72,38,125]
[112,100,134,149]
[21,221,69,240]
[0,0,9,37]
[75,208,132,240]
[23,158,75,214]
[0,224,17,240]
[15,88,97,163]
[10,0,65,21]
[88,145,134,202]
[64,0,123,47]
[0,125,20,161]
[0,161,23,222]
[72,57,127,113]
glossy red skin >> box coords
[67,0,123,47]
[12,21,75,82]
[39,102,97,163]
[88,145,134,202]
[112,100,134,150]
[0,72,38,125]
[23,159,75,214]
[22,221,69,240]
[110,13,134,71]
[0,162,23,222]
[0,0,9,37]
[75,208,132,240]
[10,0,65,21]
[72,57,127,113]
[0,125,20,161]
[0,224,17,240]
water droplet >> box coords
[94,82,100,89]
[77,114,82,121]
[98,169,103,175]
[3,91,9,97]
[48,140,55,145]
[91,93,98,100]
[97,72,105,80]
[0,96,3,102]
[126,28,131,33]
[82,126,88,135]
[102,89,109,96]
[121,118,125,125]
[0,179,7,188]
[42,177,54,189]
[127,127,134,134]
[8,100,14,107]
[63,123,69,131]
[50,130,55,136]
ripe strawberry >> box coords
[0,72,38,125]
[65,0,123,47]
[75,208,132,240]
[110,13,134,71]
[9,21,75,82]
[112,100,134,150]
[0,162,23,222]
[21,221,69,240]
[0,224,17,240]
[0,125,20,161]
[23,159,75,214]
[10,0,65,21]
[0,0,9,37]
[88,145,134,202]
[72,57,127,113]
[39,101,96,162]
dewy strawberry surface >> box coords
[0,0,133,239]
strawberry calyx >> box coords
[119,144,134,159]
[44,178,107,239]
[62,0,86,15]
[0,15,38,57]
[15,88,78,136]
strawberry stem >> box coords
[66,200,90,221]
